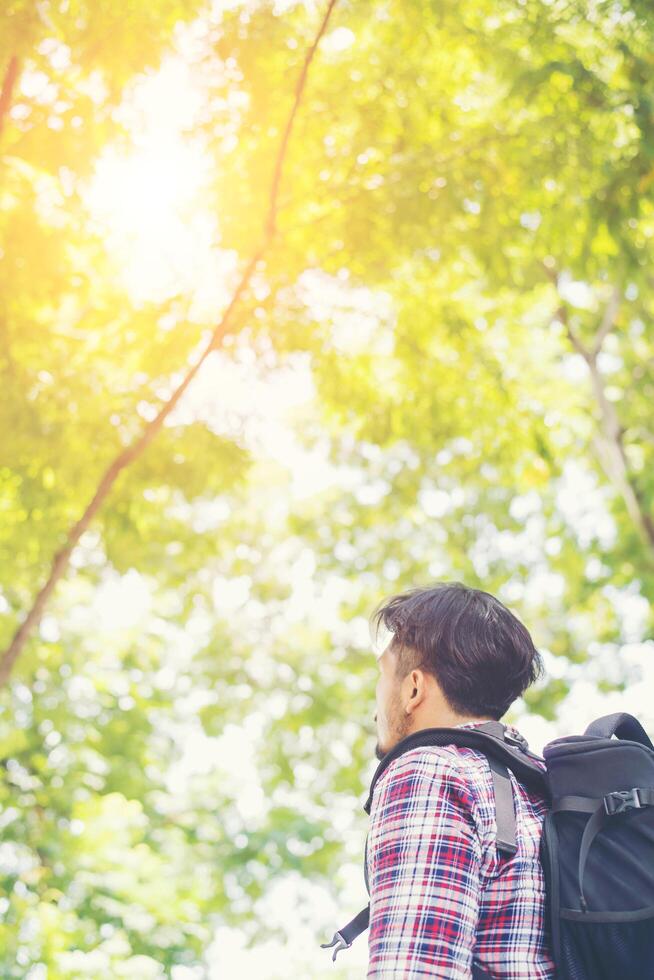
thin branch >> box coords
[584,355,654,553]
[0,0,340,684]
[0,55,20,140]
[591,283,621,360]
[543,263,621,363]
[265,0,338,238]
[545,268,654,552]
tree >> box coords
[2,0,654,975]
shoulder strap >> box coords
[487,754,518,856]
[364,722,548,863]
[364,722,548,814]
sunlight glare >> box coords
[89,140,216,302]
[86,60,221,305]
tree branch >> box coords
[0,55,20,140]
[591,283,621,360]
[545,268,654,552]
[0,0,340,684]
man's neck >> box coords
[410,712,495,734]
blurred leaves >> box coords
[2,0,654,975]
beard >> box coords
[374,696,412,760]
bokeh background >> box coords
[2,0,654,976]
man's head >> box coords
[373,583,544,760]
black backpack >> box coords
[321,713,654,980]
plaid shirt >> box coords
[367,721,556,979]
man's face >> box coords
[374,644,411,761]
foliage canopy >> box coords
[2,0,654,974]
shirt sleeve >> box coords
[366,748,483,979]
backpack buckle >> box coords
[320,931,351,962]
[603,788,642,815]
[503,730,529,751]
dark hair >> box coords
[371,583,544,720]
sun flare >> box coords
[85,61,217,303]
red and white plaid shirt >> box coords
[366,721,556,979]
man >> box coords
[368,583,556,979]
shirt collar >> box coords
[455,719,523,740]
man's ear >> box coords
[404,668,427,715]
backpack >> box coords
[321,712,654,980]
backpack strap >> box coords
[487,754,517,856]
[363,721,546,861]
[320,906,370,961]
[363,723,548,814]
[584,712,654,749]
[475,721,518,856]
[573,786,654,911]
